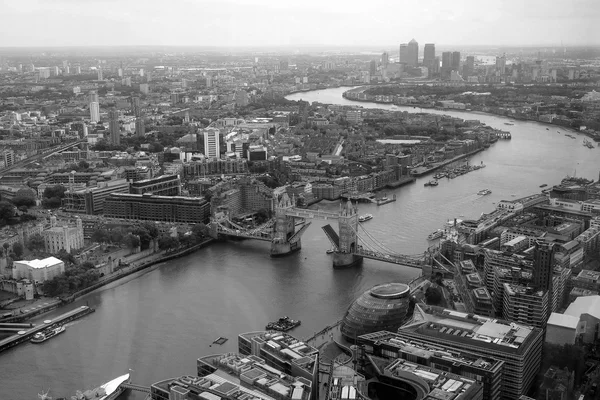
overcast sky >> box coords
[1,0,598,48]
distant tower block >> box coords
[333,200,363,268]
[271,193,300,256]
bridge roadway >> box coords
[283,208,340,220]
[353,248,422,269]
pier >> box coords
[0,322,35,332]
[0,306,94,354]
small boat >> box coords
[424,180,439,187]
[504,122,514,126]
[326,249,335,254]
[546,128,549,130]
[212,337,228,345]
[427,229,444,241]
[540,184,548,188]
[359,214,373,222]
[31,325,65,344]
[477,189,492,196]
[266,316,301,332]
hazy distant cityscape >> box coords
[0,2,600,399]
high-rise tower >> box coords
[423,43,435,70]
[89,102,100,123]
[108,109,120,145]
[407,39,419,67]
[399,43,408,64]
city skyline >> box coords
[1,0,599,48]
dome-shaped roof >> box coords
[341,283,410,342]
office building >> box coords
[423,43,435,70]
[496,54,506,75]
[183,158,248,177]
[452,51,461,71]
[358,330,502,400]
[129,175,181,196]
[407,39,419,67]
[341,283,411,342]
[203,128,220,158]
[104,193,210,224]
[97,68,103,81]
[151,374,278,400]
[455,260,495,316]
[62,179,130,214]
[442,52,452,69]
[108,108,120,145]
[483,249,532,315]
[238,331,319,398]
[502,284,549,328]
[170,93,180,105]
[12,257,65,283]
[399,43,408,64]
[381,52,389,68]
[131,96,141,117]
[89,101,100,123]
[396,305,544,399]
[533,240,555,291]
[135,116,145,138]
[365,355,484,400]
[43,216,84,254]
[140,83,149,95]
[89,91,99,103]
[369,60,377,76]
[464,56,475,77]
[3,150,15,168]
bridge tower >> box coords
[333,200,363,268]
[271,193,300,256]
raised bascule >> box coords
[210,193,428,269]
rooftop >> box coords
[547,312,579,330]
[565,295,600,321]
[14,256,63,269]
[370,282,410,299]
[358,331,501,371]
[401,305,538,354]
[153,374,275,400]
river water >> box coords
[2,87,599,400]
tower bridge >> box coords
[210,193,430,269]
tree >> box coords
[26,233,46,252]
[158,235,179,251]
[425,286,444,306]
[192,223,209,238]
[78,160,90,170]
[12,196,35,208]
[12,242,24,259]
[81,261,95,270]
[42,185,67,209]
[2,242,9,253]
[123,233,140,249]
[0,201,15,222]
[140,222,159,240]
[56,249,76,265]
[91,229,109,243]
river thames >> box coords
[1,87,599,399]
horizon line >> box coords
[0,43,599,50]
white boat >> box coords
[70,373,131,400]
[477,189,492,196]
[326,249,335,254]
[358,214,373,222]
[31,325,65,344]
[427,229,444,241]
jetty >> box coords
[0,305,94,354]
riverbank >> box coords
[63,238,214,303]
[340,86,596,138]
[410,148,485,177]
[2,238,215,323]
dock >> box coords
[0,305,95,354]
[375,194,397,206]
